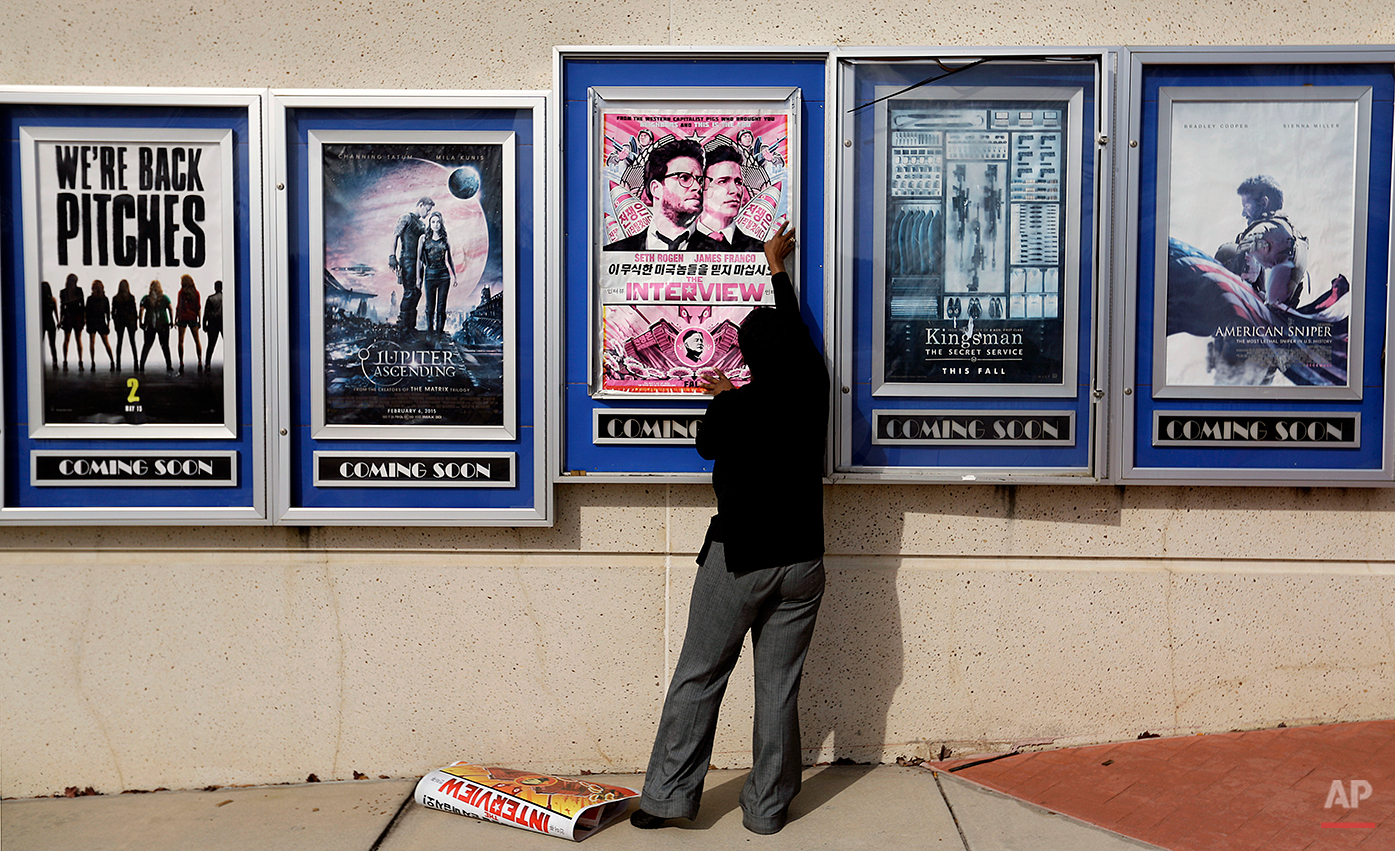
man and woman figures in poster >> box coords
[598,111,791,394]
[29,134,231,428]
[319,141,505,428]
[1163,95,1359,389]
[881,99,1068,386]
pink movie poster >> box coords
[596,108,794,395]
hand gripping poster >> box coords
[590,90,799,397]
[872,87,1083,397]
[21,127,237,437]
[415,761,638,841]
[309,130,515,439]
[1154,87,1370,399]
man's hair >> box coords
[416,196,435,209]
[642,139,705,205]
[1237,175,1283,211]
[704,144,743,172]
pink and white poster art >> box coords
[595,107,796,396]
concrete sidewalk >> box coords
[1,765,1158,851]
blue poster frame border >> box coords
[0,87,267,523]
[1116,47,1395,485]
[270,91,552,524]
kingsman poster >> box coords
[21,127,236,437]
[309,130,515,439]
[1155,87,1369,399]
[591,94,798,396]
[873,88,1082,397]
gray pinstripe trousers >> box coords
[639,541,825,834]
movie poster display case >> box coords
[1114,47,1395,484]
[553,47,832,481]
[833,49,1114,482]
[0,87,267,522]
[270,91,552,523]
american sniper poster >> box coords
[1156,87,1368,399]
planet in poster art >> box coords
[449,166,481,200]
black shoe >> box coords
[629,809,669,830]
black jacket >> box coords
[696,271,829,572]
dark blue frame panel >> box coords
[282,105,542,510]
[844,60,1099,472]
[559,54,828,476]
[1,102,260,511]
[1132,63,1392,472]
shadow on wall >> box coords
[799,560,904,767]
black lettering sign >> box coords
[872,410,1074,446]
[313,452,515,488]
[594,409,704,445]
[1153,413,1359,447]
[32,451,236,487]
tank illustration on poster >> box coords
[590,94,799,397]
[20,127,238,436]
[310,131,515,437]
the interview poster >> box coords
[594,107,794,395]
[311,131,514,437]
[1157,88,1367,397]
[876,94,1077,392]
[21,127,236,435]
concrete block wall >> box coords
[3,0,1395,799]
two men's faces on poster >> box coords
[22,127,236,437]
[593,104,794,397]
[1157,88,1368,399]
[310,132,514,439]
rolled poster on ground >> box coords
[414,761,639,841]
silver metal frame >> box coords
[1150,85,1370,401]
[832,48,1116,484]
[869,83,1084,399]
[1114,46,1395,485]
[0,86,268,524]
[305,128,517,441]
[586,86,801,400]
[552,46,837,484]
[269,90,553,524]
[19,125,239,438]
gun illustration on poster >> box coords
[309,130,516,440]
[1153,87,1369,400]
[591,98,798,397]
[20,127,237,437]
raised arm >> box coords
[764,222,798,314]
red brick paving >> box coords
[928,720,1395,851]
